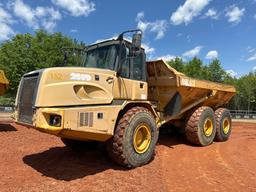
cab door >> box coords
[113,44,148,101]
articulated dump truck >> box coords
[0,70,9,96]
[14,30,236,168]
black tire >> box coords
[61,138,98,151]
[185,106,216,146]
[214,108,232,142]
[107,106,159,168]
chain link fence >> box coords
[0,105,14,113]
[230,110,256,120]
[0,105,14,121]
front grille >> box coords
[18,73,39,124]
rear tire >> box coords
[61,138,98,151]
[214,108,232,142]
[185,106,216,146]
[107,106,159,168]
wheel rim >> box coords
[133,123,151,154]
[222,118,230,135]
[203,118,213,137]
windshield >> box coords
[84,45,117,70]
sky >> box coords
[0,0,256,77]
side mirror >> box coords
[132,33,142,49]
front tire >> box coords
[214,108,232,142]
[185,106,216,146]
[107,107,159,168]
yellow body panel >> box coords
[35,67,148,107]
[36,67,115,107]
[0,70,9,96]
[32,105,123,141]
[17,101,154,141]
[113,77,148,100]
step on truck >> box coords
[14,30,236,168]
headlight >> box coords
[49,114,62,127]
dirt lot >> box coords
[0,121,255,192]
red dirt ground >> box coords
[0,121,255,192]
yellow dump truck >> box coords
[0,70,9,96]
[14,30,235,168]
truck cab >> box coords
[14,30,153,142]
[83,35,148,101]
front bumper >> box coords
[16,105,122,142]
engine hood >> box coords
[35,67,116,107]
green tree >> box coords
[167,57,185,73]
[225,72,256,111]
[207,59,225,83]
[0,30,83,96]
[183,57,208,80]
[237,73,256,111]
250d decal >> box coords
[70,72,92,81]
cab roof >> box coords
[88,38,145,51]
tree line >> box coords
[0,31,255,111]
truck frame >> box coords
[14,30,235,168]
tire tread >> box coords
[107,106,154,168]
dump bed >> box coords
[147,60,236,120]
[0,70,9,96]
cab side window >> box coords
[119,43,145,81]
[132,53,143,81]
[120,45,130,78]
